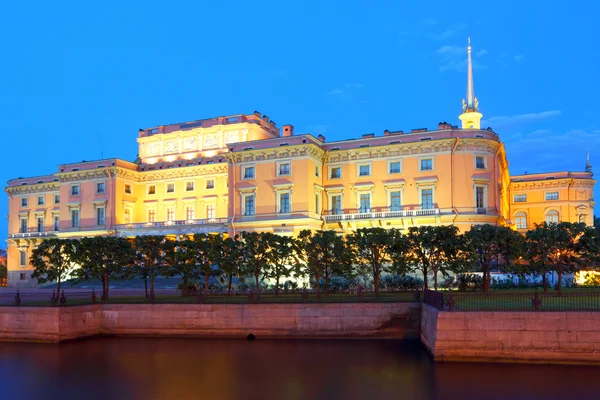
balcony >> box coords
[9,227,58,239]
[322,206,440,222]
[115,218,228,236]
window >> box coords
[279,193,290,213]
[37,196,45,206]
[53,215,60,231]
[19,251,27,267]
[21,197,28,207]
[71,209,79,228]
[20,272,26,280]
[514,194,527,203]
[315,194,321,214]
[186,181,194,191]
[167,208,175,221]
[125,184,132,194]
[206,205,215,220]
[20,218,27,233]
[54,194,60,204]
[546,192,559,201]
[206,179,215,189]
[390,191,402,211]
[186,206,195,220]
[330,167,341,179]
[515,212,527,229]
[546,210,559,224]
[71,185,79,196]
[389,161,401,174]
[331,195,342,215]
[358,164,371,177]
[148,185,156,195]
[148,209,156,222]
[420,158,433,171]
[475,156,486,169]
[96,207,105,225]
[37,217,44,232]
[97,182,105,193]
[421,189,433,209]
[244,195,255,216]
[166,183,175,193]
[359,193,371,213]
[124,209,131,224]
[243,166,255,179]
[315,166,320,177]
[475,186,486,209]
[278,163,291,176]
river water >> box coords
[0,338,597,400]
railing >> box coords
[323,206,440,222]
[0,289,421,307]
[116,218,228,230]
[9,228,58,239]
[424,290,600,311]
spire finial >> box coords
[586,152,593,173]
[458,37,483,129]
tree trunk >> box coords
[204,272,209,294]
[542,273,548,293]
[101,278,107,303]
[275,275,280,296]
[150,275,155,300]
[374,271,380,298]
[433,266,439,291]
[144,277,148,298]
[314,272,321,298]
[228,274,233,296]
[557,269,563,295]
[181,278,188,296]
[254,272,260,298]
[324,272,329,296]
[423,267,428,290]
[56,278,61,298]
[104,276,110,302]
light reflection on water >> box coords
[0,337,597,400]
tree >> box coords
[131,235,166,298]
[264,234,297,295]
[517,223,555,292]
[240,231,273,295]
[551,222,586,293]
[464,224,524,292]
[73,236,134,301]
[191,234,218,294]
[296,230,323,295]
[0,262,6,283]
[594,216,600,231]
[30,238,77,295]
[347,227,394,297]
[578,226,600,269]
[217,236,245,296]
[163,239,200,296]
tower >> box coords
[459,38,483,129]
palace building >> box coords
[4,41,595,287]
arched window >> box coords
[514,212,527,230]
[579,214,586,223]
[545,210,559,224]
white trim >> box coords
[276,160,292,177]
[276,189,292,214]
[387,158,403,175]
[241,191,257,216]
[328,163,342,179]
[242,164,256,180]
[474,153,488,170]
[146,183,157,195]
[386,187,403,210]
[418,156,435,172]
[419,186,435,209]
[356,161,372,177]
[474,184,488,209]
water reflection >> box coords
[0,338,597,400]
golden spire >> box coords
[458,38,483,129]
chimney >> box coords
[282,124,294,137]
[138,128,145,137]
[437,121,452,130]
[318,134,326,142]
[384,129,390,136]
[262,115,269,122]
[253,111,261,118]
[362,133,375,138]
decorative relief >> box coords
[164,140,178,153]
[204,134,219,149]
[224,130,239,144]
[146,142,160,156]
[183,137,198,151]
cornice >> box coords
[5,182,60,195]
[139,164,228,182]
[511,179,595,190]
[231,144,325,165]
[56,168,115,183]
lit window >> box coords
[331,195,342,215]
[389,162,401,174]
[125,184,132,194]
[186,207,195,220]
[206,179,215,189]
[279,193,290,213]
[71,185,79,196]
[148,185,156,195]
[71,209,79,228]
[124,209,131,224]
[420,159,433,171]
[19,251,27,266]
[545,210,559,224]
[546,192,559,201]
[53,215,60,231]
[97,182,105,193]
[167,183,175,193]
[514,194,526,203]
[243,166,255,179]
[330,167,341,179]
[390,191,402,211]
[515,212,527,229]
[54,194,60,204]
[476,186,485,209]
[279,163,291,176]
[315,193,321,214]
[20,218,27,233]
[421,189,433,209]
[21,197,28,207]
[186,181,194,191]
[167,208,175,221]
[148,209,156,222]
[36,217,44,233]
[476,156,486,169]
[244,195,255,216]
[96,207,105,225]
[207,205,215,220]
[359,165,371,177]
[359,193,371,213]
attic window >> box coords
[243,147,254,150]
[207,161,214,164]
[53,179,59,182]
[187,163,195,167]
[475,134,484,138]
[545,176,555,180]
[168,165,175,169]
[37,180,43,184]
[420,137,432,141]
[331,147,341,151]
[21,183,27,186]
[96,165,105,168]
[279,143,289,146]
[358,144,370,148]
[149,128,159,134]
[389,141,401,145]
[72,168,79,171]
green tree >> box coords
[347,227,394,297]
[265,234,297,295]
[30,238,77,295]
[74,236,134,301]
[578,226,600,269]
[594,216,599,231]
[131,235,166,298]
[552,222,586,293]
[296,230,323,295]
[192,233,218,293]
[0,262,6,283]
[217,236,245,296]
[241,231,273,295]
[163,238,200,296]
[464,224,524,292]
[515,223,555,292]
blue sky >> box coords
[1,1,599,242]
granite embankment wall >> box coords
[421,304,600,364]
[0,303,421,343]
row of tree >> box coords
[30,222,600,299]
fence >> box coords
[0,289,422,307]
[424,289,600,311]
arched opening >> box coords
[545,210,559,224]
[514,212,527,230]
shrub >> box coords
[456,274,483,292]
